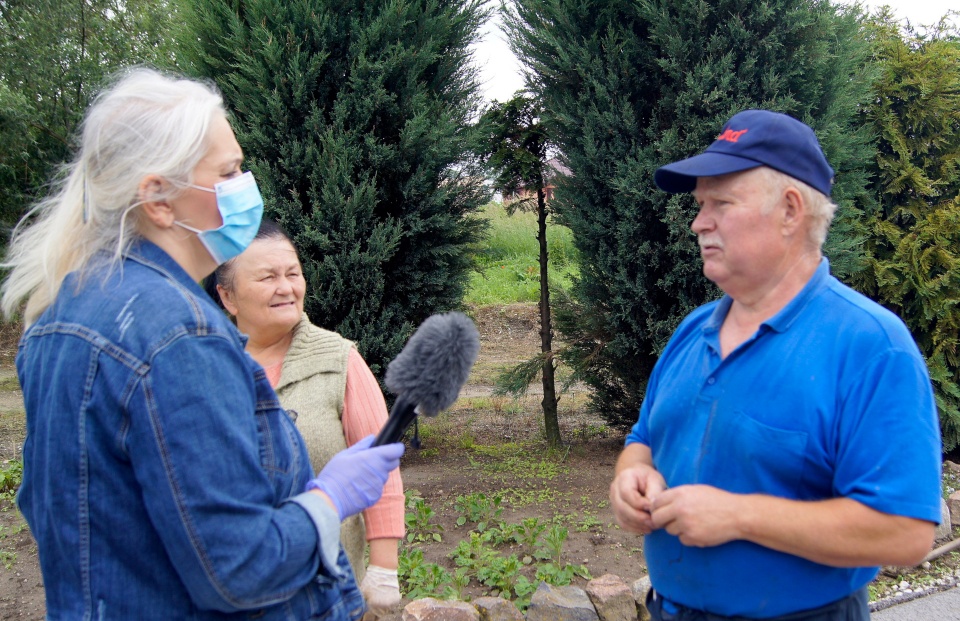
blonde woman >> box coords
[1,68,403,621]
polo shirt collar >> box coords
[703,258,831,335]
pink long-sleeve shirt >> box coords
[266,349,405,540]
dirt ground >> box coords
[0,321,42,621]
[395,305,645,600]
[0,304,642,619]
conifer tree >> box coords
[186,0,488,374]
[853,14,960,451]
[476,95,561,447]
[505,0,876,425]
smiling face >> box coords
[217,237,305,342]
[691,167,790,297]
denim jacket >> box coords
[16,241,364,621]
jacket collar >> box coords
[125,239,208,295]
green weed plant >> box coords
[400,495,591,611]
[466,442,566,482]
[0,460,22,502]
[533,525,591,586]
[404,492,444,543]
[453,492,503,532]
[398,548,457,600]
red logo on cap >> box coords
[717,128,748,143]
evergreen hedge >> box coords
[186,0,489,374]
[506,0,876,425]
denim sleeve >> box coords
[288,492,345,576]
[125,332,325,613]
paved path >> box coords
[871,586,960,620]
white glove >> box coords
[359,565,401,616]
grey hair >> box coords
[1,68,226,324]
[757,167,836,249]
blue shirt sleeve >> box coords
[834,347,942,523]
[626,390,653,447]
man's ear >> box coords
[217,283,239,316]
[138,175,175,229]
[781,186,805,237]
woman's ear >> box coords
[138,175,175,229]
[217,283,239,316]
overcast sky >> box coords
[470,1,959,104]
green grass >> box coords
[466,203,578,307]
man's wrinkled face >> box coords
[691,168,788,295]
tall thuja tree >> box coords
[505,0,876,426]
[853,14,960,451]
[476,95,561,447]
[0,0,184,236]
[186,0,488,373]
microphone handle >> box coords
[372,394,418,446]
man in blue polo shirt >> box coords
[609,110,942,621]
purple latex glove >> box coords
[306,435,404,521]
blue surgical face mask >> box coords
[176,171,264,265]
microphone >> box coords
[372,312,480,446]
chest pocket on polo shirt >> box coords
[700,409,808,496]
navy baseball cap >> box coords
[654,110,834,196]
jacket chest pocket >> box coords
[253,406,300,477]
[251,364,308,498]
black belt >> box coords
[646,587,869,621]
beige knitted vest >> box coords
[274,314,367,581]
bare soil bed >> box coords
[393,304,646,607]
[0,320,43,621]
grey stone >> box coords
[526,582,600,621]
[935,498,954,543]
[949,491,960,528]
[473,596,524,621]
[631,576,652,621]
[585,574,635,621]
[402,597,479,621]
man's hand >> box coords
[609,444,667,535]
[649,484,743,547]
[650,486,936,566]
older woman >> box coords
[208,221,405,618]
[1,68,404,620]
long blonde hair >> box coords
[1,68,226,324]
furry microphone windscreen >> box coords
[384,312,480,415]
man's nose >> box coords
[691,207,710,234]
